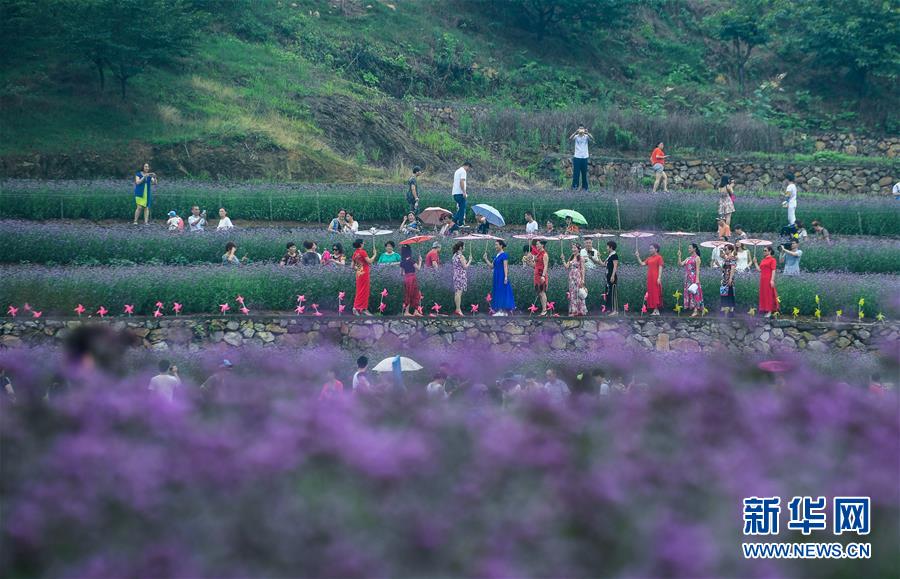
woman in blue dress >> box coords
[483,239,515,316]
[133,162,157,225]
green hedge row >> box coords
[1,264,894,318]
[1,184,898,235]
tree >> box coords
[703,1,772,94]
[61,0,200,98]
[482,0,638,41]
[775,0,899,96]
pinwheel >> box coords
[295,304,305,315]
[470,304,479,314]
[74,304,85,317]
[153,308,163,318]
[23,304,31,312]
[528,304,538,315]
[32,310,42,319]
[173,302,183,315]
[124,304,135,316]
[240,306,250,315]
[297,295,306,304]
[219,303,230,314]
[431,303,442,314]
[236,295,245,305]
[312,304,322,316]
[96,306,108,318]
[7,306,18,317]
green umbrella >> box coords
[553,209,588,226]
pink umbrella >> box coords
[620,230,655,251]
[699,240,729,249]
[418,207,453,226]
[664,230,695,252]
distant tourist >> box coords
[399,212,420,235]
[318,369,344,401]
[148,359,180,403]
[352,356,371,393]
[569,124,594,191]
[188,206,207,232]
[779,240,802,276]
[377,241,401,264]
[718,175,735,227]
[545,220,555,235]
[407,166,422,213]
[564,215,580,234]
[581,238,602,270]
[783,172,798,226]
[216,208,234,230]
[734,240,751,273]
[438,214,453,237]
[166,210,184,231]
[717,217,731,240]
[351,239,377,315]
[280,242,301,266]
[793,220,808,241]
[343,212,359,234]
[524,211,538,234]
[484,239,515,316]
[475,214,490,235]
[532,239,550,315]
[543,369,571,400]
[604,241,619,315]
[222,242,246,266]
[425,241,441,268]
[328,209,347,233]
[324,242,346,266]
[811,220,831,243]
[732,224,748,240]
[565,242,587,316]
[301,241,321,265]
[650,143,668,193]
[201,359,233,394]
[678,243,703,317]
[452,241,472,316]
[635,243,664,315]
[720,243,737,317]
[133,163,157,225]
[426,373,449,400]
[451,161,472,233]
[754,246,779,318]
[400,245,423,316]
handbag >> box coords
[687,283,699,295]
[577,287,588,300]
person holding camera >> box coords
[188,206,207,232]
[779,240,803,276]
[569,124,594,191]
[133,163,157,225]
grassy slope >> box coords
[0,0,892,180]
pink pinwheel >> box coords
[96,306,108,318]
[297,305,306,314]
[380,288,389,298]
[32,310,42,319]
[470,304,479,313]
[415,306,424,316]
[155,301,164,309]
[7,305,18,317]
[601,293,607,301]
[528,304,539,314]
[311,304,322,316]
[486,293,492,303]
[624,303,630,312]
[153,309,163,318]
[173,302,183,315]
[240,306,250,315]
[379,302,387,313]
[297,295,306,304]
[124,304,135,316]
[601,305,607,313]
[236,295,245,305]
[338,291,346,300]
[547,301,556,311]
[338,304,346,314]
[74,304,86,316]
[23,303,31,311]
[641,304,648,314]
[644,292,649,301]
[220,303,231,314]
[431,303,442,313]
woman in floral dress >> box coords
[451,241,472,316]
[678,243,703,317]
[565,242,587,316]
[719,244,737,317]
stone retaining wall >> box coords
[1,317,894,355]
[546,155,896,196]
[796,133,900,158]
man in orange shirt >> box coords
[650,142,669,193]
[425,241,441,268]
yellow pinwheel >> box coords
[792,307,800,318]
[814,308,821,320]
[702,307,709,316]
[876,313,885,322]
[815,294,820,305]
[673,290,682,301]
[836,309,843,319]
[674,304,683,315]
[858,298,865,308]
[748,307,756,316]
[858,311,865,320]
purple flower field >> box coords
[0,344,897,578]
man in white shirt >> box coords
[188,206,207,232]
[569,124,593,191]
[543,369,570,400]
[148,360,180,403]
[783,172,798,226]
[352,356,371,393]
[450,161,471,233]
[580,238,602,270]
[426,373,449,400]
[216,207,234,230]
[524,211,538,234]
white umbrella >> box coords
[372,356,423,372]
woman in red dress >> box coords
[351,239,377,315]
[754,246,779,318]
[636,243,664,315]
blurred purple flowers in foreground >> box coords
[1,346,898,578]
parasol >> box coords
[664,230,694,252]
[418,207,453,226]
[699,240,729,249]
[757,360,792,374]
[372,356,424,372]
[472,204,506,227]
[553,209,588,225]
[620,230,655,250]
[399,235,434,245]
[742,239,773,246]
[357,228,394,236]
[581,233,616,239]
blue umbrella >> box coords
[472,204,506,227]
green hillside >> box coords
[1,0,897,181]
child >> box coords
[166,210,184,231]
